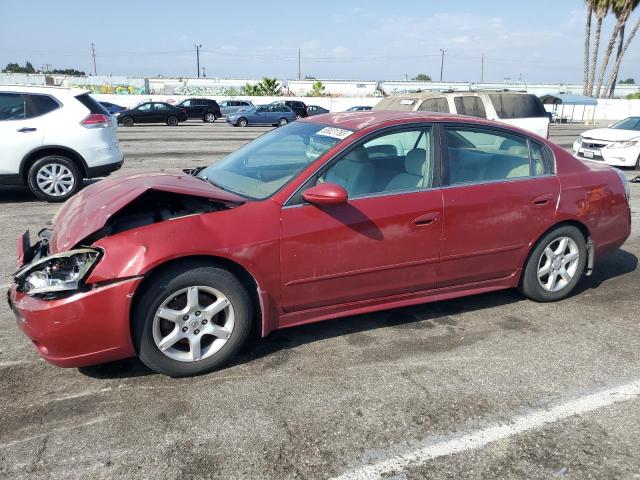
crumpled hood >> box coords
[49,171,244,253]
[581,128,640,142]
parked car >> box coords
[374,91,550,138]
[99,101,126,114]
[219,100,253,116]
[116,102,188,126]
[226,104,297,127]
[0,85,123,202]
[9,111,631,376]
[346,106,373,111]
[307,105,330,116]
[270,100,308,118]
[573,116,640,168]
[175,98,221,123]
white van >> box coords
[373,91,550,138]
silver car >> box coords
[219,100,253,116]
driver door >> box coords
[280,125,443,313]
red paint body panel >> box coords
[8,278,140,367]
[10,112,632,368]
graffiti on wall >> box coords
[70,84,146,95]
[173,85,245,96]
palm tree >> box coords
[588,0,611,96]
[607,0,640,97]
[595,0,637,96]
[604,12,640,95]
[241,83,261,96]
[257,77,282,96]
[584,2,594,94]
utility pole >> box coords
[480,53,484,83]
[91,43,97,76]
[41,64,52,73]
[297,48,301,80]
[439,48,446,82]
[194,44,202,78]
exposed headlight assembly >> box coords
[607,138,639,149]
[14,248,101,295]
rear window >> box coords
[454,96,487,118]
[418,97,449,113]
[488,94,547,119]
[75,93,109,115]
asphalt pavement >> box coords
[0,121,639,480]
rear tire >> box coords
[278,118,289,127]
[27,155,82,202]
[237,118,248,127]
[520,225,587,302]
[203,112,216,123]
[133,264,252,377]
[122,116,134,127]
[167,115,179,126]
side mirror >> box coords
[302,183,348,206]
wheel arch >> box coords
[521,219,593,285]
[20,145,89,184]
[130,255,266,341]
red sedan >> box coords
[9,111,631,377]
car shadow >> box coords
[78,247,637,380]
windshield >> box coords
[198,122,352,199]
[611,117,640,130]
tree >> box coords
[604,13,640,95]
[308,81,326,97]
[2,61,36,73]
[584,2,593,94]
[619,77,636,83]
[606,0,640,96]
[256,77,282,96]
[587,0,611,96]
[241,83,261,96]
[412,73,432,81]
[51,68,85,76]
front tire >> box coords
[133,264,252,377]
[520,225,587,302]
[237,117,248,127]
[27,155,82,202]
[167,115,179,126]
[278,117,289,127]
[122,116,134,127]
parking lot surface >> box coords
[1,122,639,480]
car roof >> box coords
[302,110,514,131]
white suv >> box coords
[374,91,550,138]
[0,85,123,202]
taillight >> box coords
[81,113,111,129]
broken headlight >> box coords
[14,249,101,295]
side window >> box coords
[0,92,25,120]
[530,142,554,175]
[319,127,433,198]
[182,100,192,107]
[446,127,546,185]
[453,96,487,118]
[488,94,547,119]
[418,97,449,113]
[24,94,59,119]
[154,103,168,111]
[137,103,152,112]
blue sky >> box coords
[1,0,638,83]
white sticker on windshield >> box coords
[316,127,354,140]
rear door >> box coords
[133,103,154,123]
[438,124,559,288]
[0,92,46,175]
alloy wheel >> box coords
[537,236,580,292]
[152,286,234,362]
[36,163,76,197]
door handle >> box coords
[412,212,440,228]
[17,127,37,133]
[532,194,553,205]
